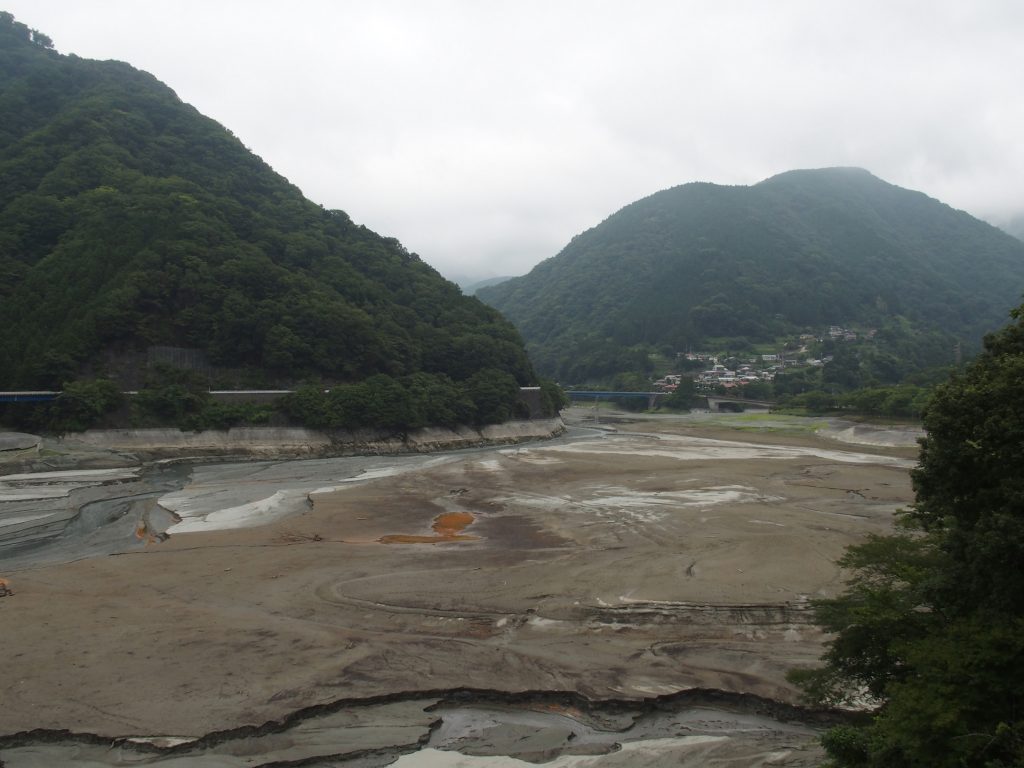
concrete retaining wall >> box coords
[60,418,566,460]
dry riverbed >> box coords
[0,409,920,765]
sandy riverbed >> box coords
[0,408,919,764]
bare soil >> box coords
[0,409,916,744]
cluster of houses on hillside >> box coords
[827,324,876,342]
[651,324,875,393]
[654,359,781,392]
[694,364,774,388]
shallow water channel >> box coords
[0,690,829,767]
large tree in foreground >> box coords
[793,302,1024,767]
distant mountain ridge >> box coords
[0,12,535,393]
[461,275,514,295]
[479,168,1024,382]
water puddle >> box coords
[379,511,480,544]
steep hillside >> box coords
[480,168,1024,383]
[0,13,534,392]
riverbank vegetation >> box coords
[771,383,936,419]
[792,302,1024,766]
[0,370,567,435]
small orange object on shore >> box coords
[0,578,12,597]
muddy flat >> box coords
[0,409,918,764]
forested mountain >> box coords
[0,13,535,397]
[479,168,1024,383]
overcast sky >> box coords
[5,1,1023,281]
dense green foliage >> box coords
[773,382,935,418]
[538,377,569,415]
[42,377,124,433]
[280,369,534,430]
[662,378,697,410]
[479,168,1024,385]
[792,303,1024,767]
[0,13,535,411]
[0,367,274,434]
[0,366,564,435]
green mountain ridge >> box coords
[0,12,535,396]
[479,167,1024,383]
[461,275,515,295]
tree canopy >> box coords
[792,301,1024,767]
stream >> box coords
[0,689,833,767]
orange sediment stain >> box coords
[379,511,479,544]
[432,511,474,536]
[134,520,148,540]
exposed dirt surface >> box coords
[0,408,917,764]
